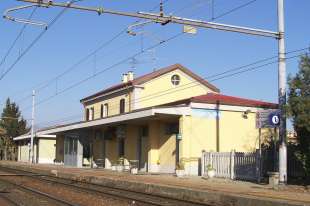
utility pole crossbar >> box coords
[17,0,279,38]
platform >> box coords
[0,161,309,206]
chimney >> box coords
[122,73,128,83]
[127,71,134,81]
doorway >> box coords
[64,135,82,167]
[138,126,148,171]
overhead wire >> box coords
[26,0,276,125]
[5,0,286,127]
[1,0,170,107]
[0,0,82,81]
[35,47,309,129]
[0,7,37,76]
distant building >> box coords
[14,134,56,164]
[287,130,297,144]
[15,64,277,175]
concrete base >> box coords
[148,164,160,173]
[185,162,199,176]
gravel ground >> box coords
[1,161,310,204]
[0,174,144,206]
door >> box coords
[64,136,79,167]
[138,136,148,171]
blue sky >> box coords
[0,0,309,129]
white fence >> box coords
[201,150,261,182]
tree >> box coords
[287,54,310,177]
[0,98,30,160]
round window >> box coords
[171,74,180,85]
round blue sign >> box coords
[268,112,280,126]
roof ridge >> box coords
[80,63,220,103]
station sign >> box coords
[256,109,280,128]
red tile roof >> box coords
[80,64,220,103]
[190,93,278,108]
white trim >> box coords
[154,107,191,116]
[131,87,143,110]
[190,102,273,113]
[36,107,189,135]
[38,158,55,164]
[14,134,56,141]
[81,85,134,104]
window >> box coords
[171,74,180,86]
[165,123,179,134]
[140,126,149,137]
[118,138,125,157]
[100,104,104,118]
[120,99,125,114]
[91,107,94,120]
[103,103,108,117]
[86,108,90,121]
[100,104,109,118]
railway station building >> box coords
[29,64,277,175]
[14,134,56,164]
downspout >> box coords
[216,101,220,152]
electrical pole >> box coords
[30,90,35,163]
[277,0,287,184]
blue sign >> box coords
[268,112,280,126]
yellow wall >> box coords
[18,140,37,163]
[137,69,214,109]
[92,133,104,160]
[158,129,176,173]
[124,125,138,161]
[148,121,160,172]
[105,135,118,167]
[180,108,275,175]
[19,142,30,162]
[219,111,258,152]
[83,69,216,120]
[84,91,131,120]
[38,139,56,163]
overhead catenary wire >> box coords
[34,49,307,129]
[1,0,244,106]
[14,0,291,129]
[0,0,81,82]
[19,0,260,111]
[0,7,37,76]
[84,51,309,117]
[0,0,170,107]
[212,0,258,20]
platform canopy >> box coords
[34,106,190,136]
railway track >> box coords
[0,165,212,206]
[0,177,80,206]
[0,193,20,206]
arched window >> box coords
[86,108,90,121]
[120,99,125,114]
[100,104,104,118]
[91,107,94,120]
[103,103,108,117]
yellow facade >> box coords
[85,91,131,120]
[17,138,55,164]
[137,69,213,109]
[82,68,214,120]
[52,64,277,175]
[179,108,275,175]
[37,139,56,163]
